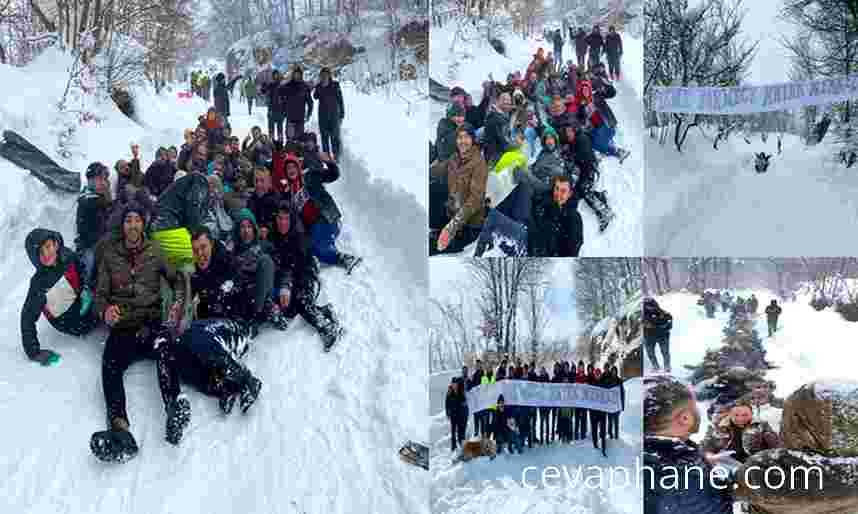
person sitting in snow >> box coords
[76,162,113,292]
[430,123,488,255]
[528,174,583,257]
[21,228,98,366]
[702,398,781,465]
[267,202,343,350]
[562,121,615,232]
[281,142,360,273]
[435,103,467,163]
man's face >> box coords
[195,144,207,161]
[553,180,572,206]
[39,238,58,267]
[451,94,465,107]
[680,398,702,436]
[456,131,473,155]
[286,163,300,181]
[255,173,270,194]
[452,115,465,127]
[123,213,144,245]
[498,94,512,112]
[731,406,753,427]
[239,219,255,243]
[192,235,213,270]
[320,72,330,84]
[275,210,291,235]
[252,127,262,140]
[117,161,130,176]
[94,174,108,194]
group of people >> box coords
[21,78,360,461]
[698,291,783,336]
[446,358,625,457]
[548,24,624,80]
[430,23,630,258]
[190,70,213,101]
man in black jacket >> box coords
[575,28,588,68]
[482,92,514,165]
[282,66,313,142]
[605,26,623,81]
[644,375,734,514]
[445,377,469,452]
[190,226,239,320]
[268,203,343,350]
[21,229,98,366]
[491,394,521,454]
[528,175,583,256]
[262,70,286,143]
[643,298,673,371]
[564,125,615,233]
[313,67,345,159]
[585,25,604,70]
[552,29,564,73]
[76,162,112,291]
[144,147,177,198]
[213,72,241,124]
[765,300,782,336]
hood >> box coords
[234,208,259,243]
[25,228,64,269]
[284,153,303,192]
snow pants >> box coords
[767,318,778,336]
[102,322,181,427]
[644,334,671,371]
[276,280,340,338]
[320,120,342,157]
[310,222,341,265]
[175,320,254,398]
[591,124,619,157]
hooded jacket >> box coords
[21,229,97,359]
[232,209,273,288]
[190,238,237,319]
[643,301,673,339]
[482,107,513,164]
[268,207,318,297]
[282,152,342,227]
[144,159,177,198]
[75,184,112,251]
[149,172,213,233]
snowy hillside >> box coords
[0,49,429,514]
[648,289,858,440]
[429,22,643,256]
[430,370,642,514]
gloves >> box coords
[80,288,93,316]
[32,349,61,366]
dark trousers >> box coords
[644,335,671,371]
[768,319,778,336]
[102,322,181,427]
[575,408,588,439]
[247,96,254,115]
[475,209,528,257]
[320,120,342,157]
[539,408,550,444]
[577,50,586,69]
[268,113,284,143]
[591,412,607,453]
[607,53,621,78]
[286,120,304,141]
[608,412,620,439]
[552,407,559,441]
[450,416,467,451]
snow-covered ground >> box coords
[429,22,643,256]
[644,0,858,256]
[0,48,429,514]
[430,370,642,514]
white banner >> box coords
[466,380,622,413]
[653,75,858,114]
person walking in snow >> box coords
[643,297,673,372]
[604,26,623,81]
[282,65,313,142]
[748,294,759,315]
[605,366,624,440]
[243,73,257,116]
[21,229,98,366]
[445,377,469,452]
[313,67,345,160]
[91,205,190,462]
[765,300,782,337]
[575,28,588,69]
[552,29,564,74]
[213,72,241,124]
[585,25,604,70]
[262,70,287,143]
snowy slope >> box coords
[0,49,429,514]
[430,370,642,514]
[429,23,643,256]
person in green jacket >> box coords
[243,73,257,116]
[480,369,497,438]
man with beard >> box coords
[282,65,313,142]
[528,175,583,257]
[90,205,190,463]
[644,375,734,514]
[482,92,514,165]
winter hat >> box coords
[450,86,467,98]
[497,394,505,403]
[299,131,317,145]
[447,103,465,118]
[542,126,559,145]
[86,161,108,179]
[121,202,147,225]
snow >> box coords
[429,22,643,256]
[0,47,429,514]
[430,370,642,514]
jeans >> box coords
[450,416,466,451]
[644,334,671,371]
[475,209,528,257]
[311,222,341,265]
[320,120,342,156]
[768,319,778,336]
[608,412,620,439]
[286,120,305,141]
[554,46,563,72]
[607,54,621,78]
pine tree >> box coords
[689,305,776,403]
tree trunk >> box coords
[30,0,57,32]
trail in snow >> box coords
[429,371,642,514]
[0,50,428,514]
[428,23,643,256]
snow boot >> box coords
[617,147,631,164]
[91,418,139,463]
[219,392,238,415]
[337,252,363,275]
[266,299,290,331]
[239,376,262,413]
[165,394,191,445]
[317,305,344,351]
